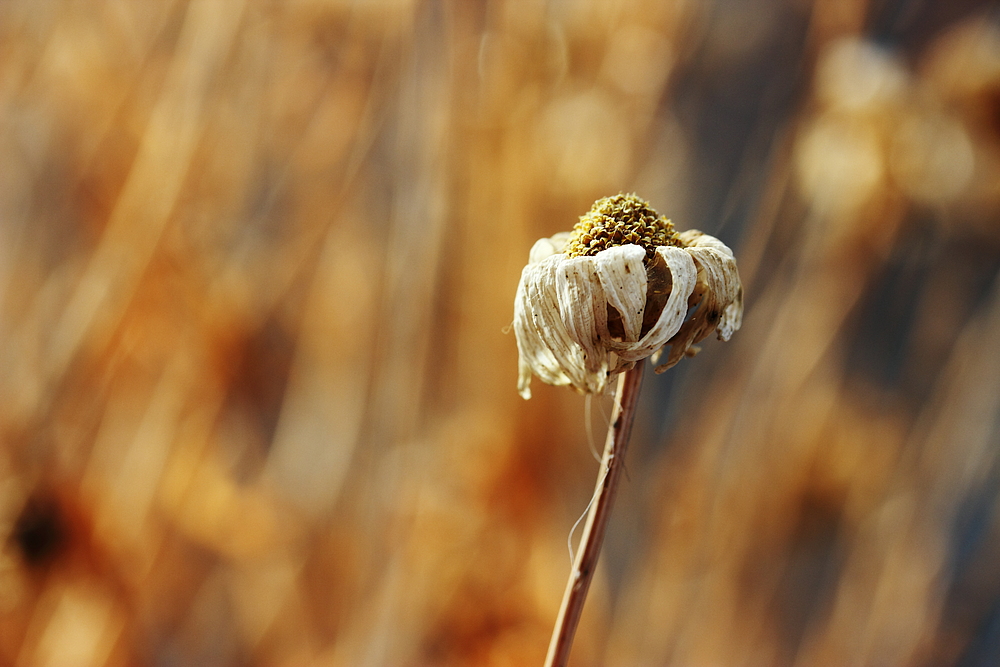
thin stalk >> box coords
[544,363,645,667]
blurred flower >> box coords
[514,194,743,399]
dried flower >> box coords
[514,194,743,399]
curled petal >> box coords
[556,257,609,393]
[528,232,572,264]
[616,246,697,362]
[514,222,743,397]
[719,286,744,341]
[514,255,586,398]
[656,244,742,372]
[678,229,734,258]
[673,230,743,338]
[593,244,648,343]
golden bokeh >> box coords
[0,1,998,665]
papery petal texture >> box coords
[529,231,571,264]
[513,219,743,397]
[593,245,647,344]
[556,257,609,394]
[656,235,743,372]
[616,246,697,363]
[514,255,584,398]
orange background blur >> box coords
[1,1,999,665]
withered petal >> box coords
[528,232,571,264]
[593,244,647,343]
[655,244,742,372]
[616,245,697,362]
[556,257,609,394]
[514,256,586,398]
[514,227,743,397]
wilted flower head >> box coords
[514,194,743,399]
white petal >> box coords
[678,229,734,258]
[593,244,647,343]
[528,232,572,264]
[689,246,742,319]
[616,246,697,362]
[556,257,609,394]
[514,255,586,398]
[682,234,742,337]
[656,243,742,372]
[514,260,568,397]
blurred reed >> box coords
[0,1,998,666]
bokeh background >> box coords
[1,1,999,665]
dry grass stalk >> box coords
[544,364,644,667]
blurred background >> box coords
[1,0,999,665]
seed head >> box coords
[564,194,681,262]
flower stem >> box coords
[544,363,645,667]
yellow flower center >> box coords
[564,194,681,262]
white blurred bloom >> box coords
[514,194,743,399]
